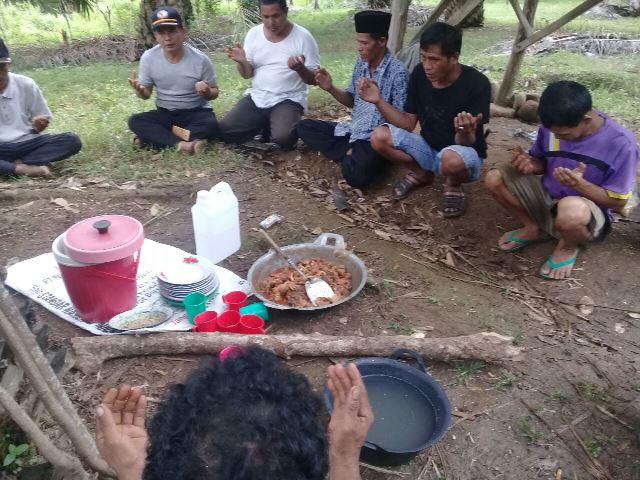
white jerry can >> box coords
[191,182,241,264]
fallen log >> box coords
[71,332,522,374]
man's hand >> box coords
[226,43,247,64]
[454,111,482,135]
[357,77,381,105]
[315,67,333,91]
[511,145,537,174]
[195,80,211,96]
[553,162,586,188]
[129,71,151,98]
[31,115,49,132]
[328,363,374,480]
[96,385,148,480]
[287,55,306,72]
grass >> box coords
[584,434,614,459]
[576,381,610,402]
[550,389,571,403]
[492,369,519,390]
[387,321,415,335]
[517,417,545,444]
[511,331,524,346]
[452,360,485,385]
[5,5,639,181]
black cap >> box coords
[0,38,10,63]
[354,10,391,35]
[151,6,183,30]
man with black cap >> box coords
[296,10,408,188]
[219,0,320,150]
[128,6,219,154]
[0,39,81,177]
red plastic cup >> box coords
[193,311,218,332]
[217,310,241,333]
[239,314,266,334]
[223,291,248,311]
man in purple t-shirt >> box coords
[485,81,638,280]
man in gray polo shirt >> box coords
[128,6,219,154]
[0,39,81,177]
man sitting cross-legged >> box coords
[219,0,320,150]
[485,81,639,280]
[128,6,219,154]
[361,22,490,217]
[296,10,408,188]
[0,38,81,177]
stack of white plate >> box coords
[157,255,219,303]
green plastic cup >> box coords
[239,302,269,321]
[183,292,207,325]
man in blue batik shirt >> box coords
[297,10,408,188]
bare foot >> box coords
[177,141,194,154]
[192,139,207,155]
[498,225,541,252]
[539,239,580,280]
[14,163,53,178]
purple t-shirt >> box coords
[530,112,638,206]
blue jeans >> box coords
[387,124,484,182]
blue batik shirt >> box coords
[334,51,409,143]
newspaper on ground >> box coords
[5,238,251,335]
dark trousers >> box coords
[297,119,386,188]
[218,95,303,149]
[128,107,218,149]
[0,133,82,175]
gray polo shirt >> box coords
[0,73,52,143]
[138,43,217,111]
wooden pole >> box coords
[495,0,539,107]
[508,0,534,38]
[515,0,603,52]
[388,0,410,55]
[0,283,114,477]
[0,388,92,480]
[445,0,484,27]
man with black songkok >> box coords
[297,10,408,188]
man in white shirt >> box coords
[219,0,320,149]
[128,6,219,154]
[0,39,81,177]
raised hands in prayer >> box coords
[96,385,148,480]
[453,111,482,135]
[327,363,374,480]
[356,77,380,105]
[314,67,333,91]
[225,43,247,64]
[128,71,151,99]
[287,54,306,71]
[31,115,49,132]
[553,162,586,188]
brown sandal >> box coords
[442,186,465,218]
[392,173,430,201]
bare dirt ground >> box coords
[1,116,640,480]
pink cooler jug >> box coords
[52,215,144,323]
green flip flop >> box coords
[539,253,578,280]
[498,228,537,253]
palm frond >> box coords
[4,0,95,17]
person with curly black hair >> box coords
[95,346,373,480]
